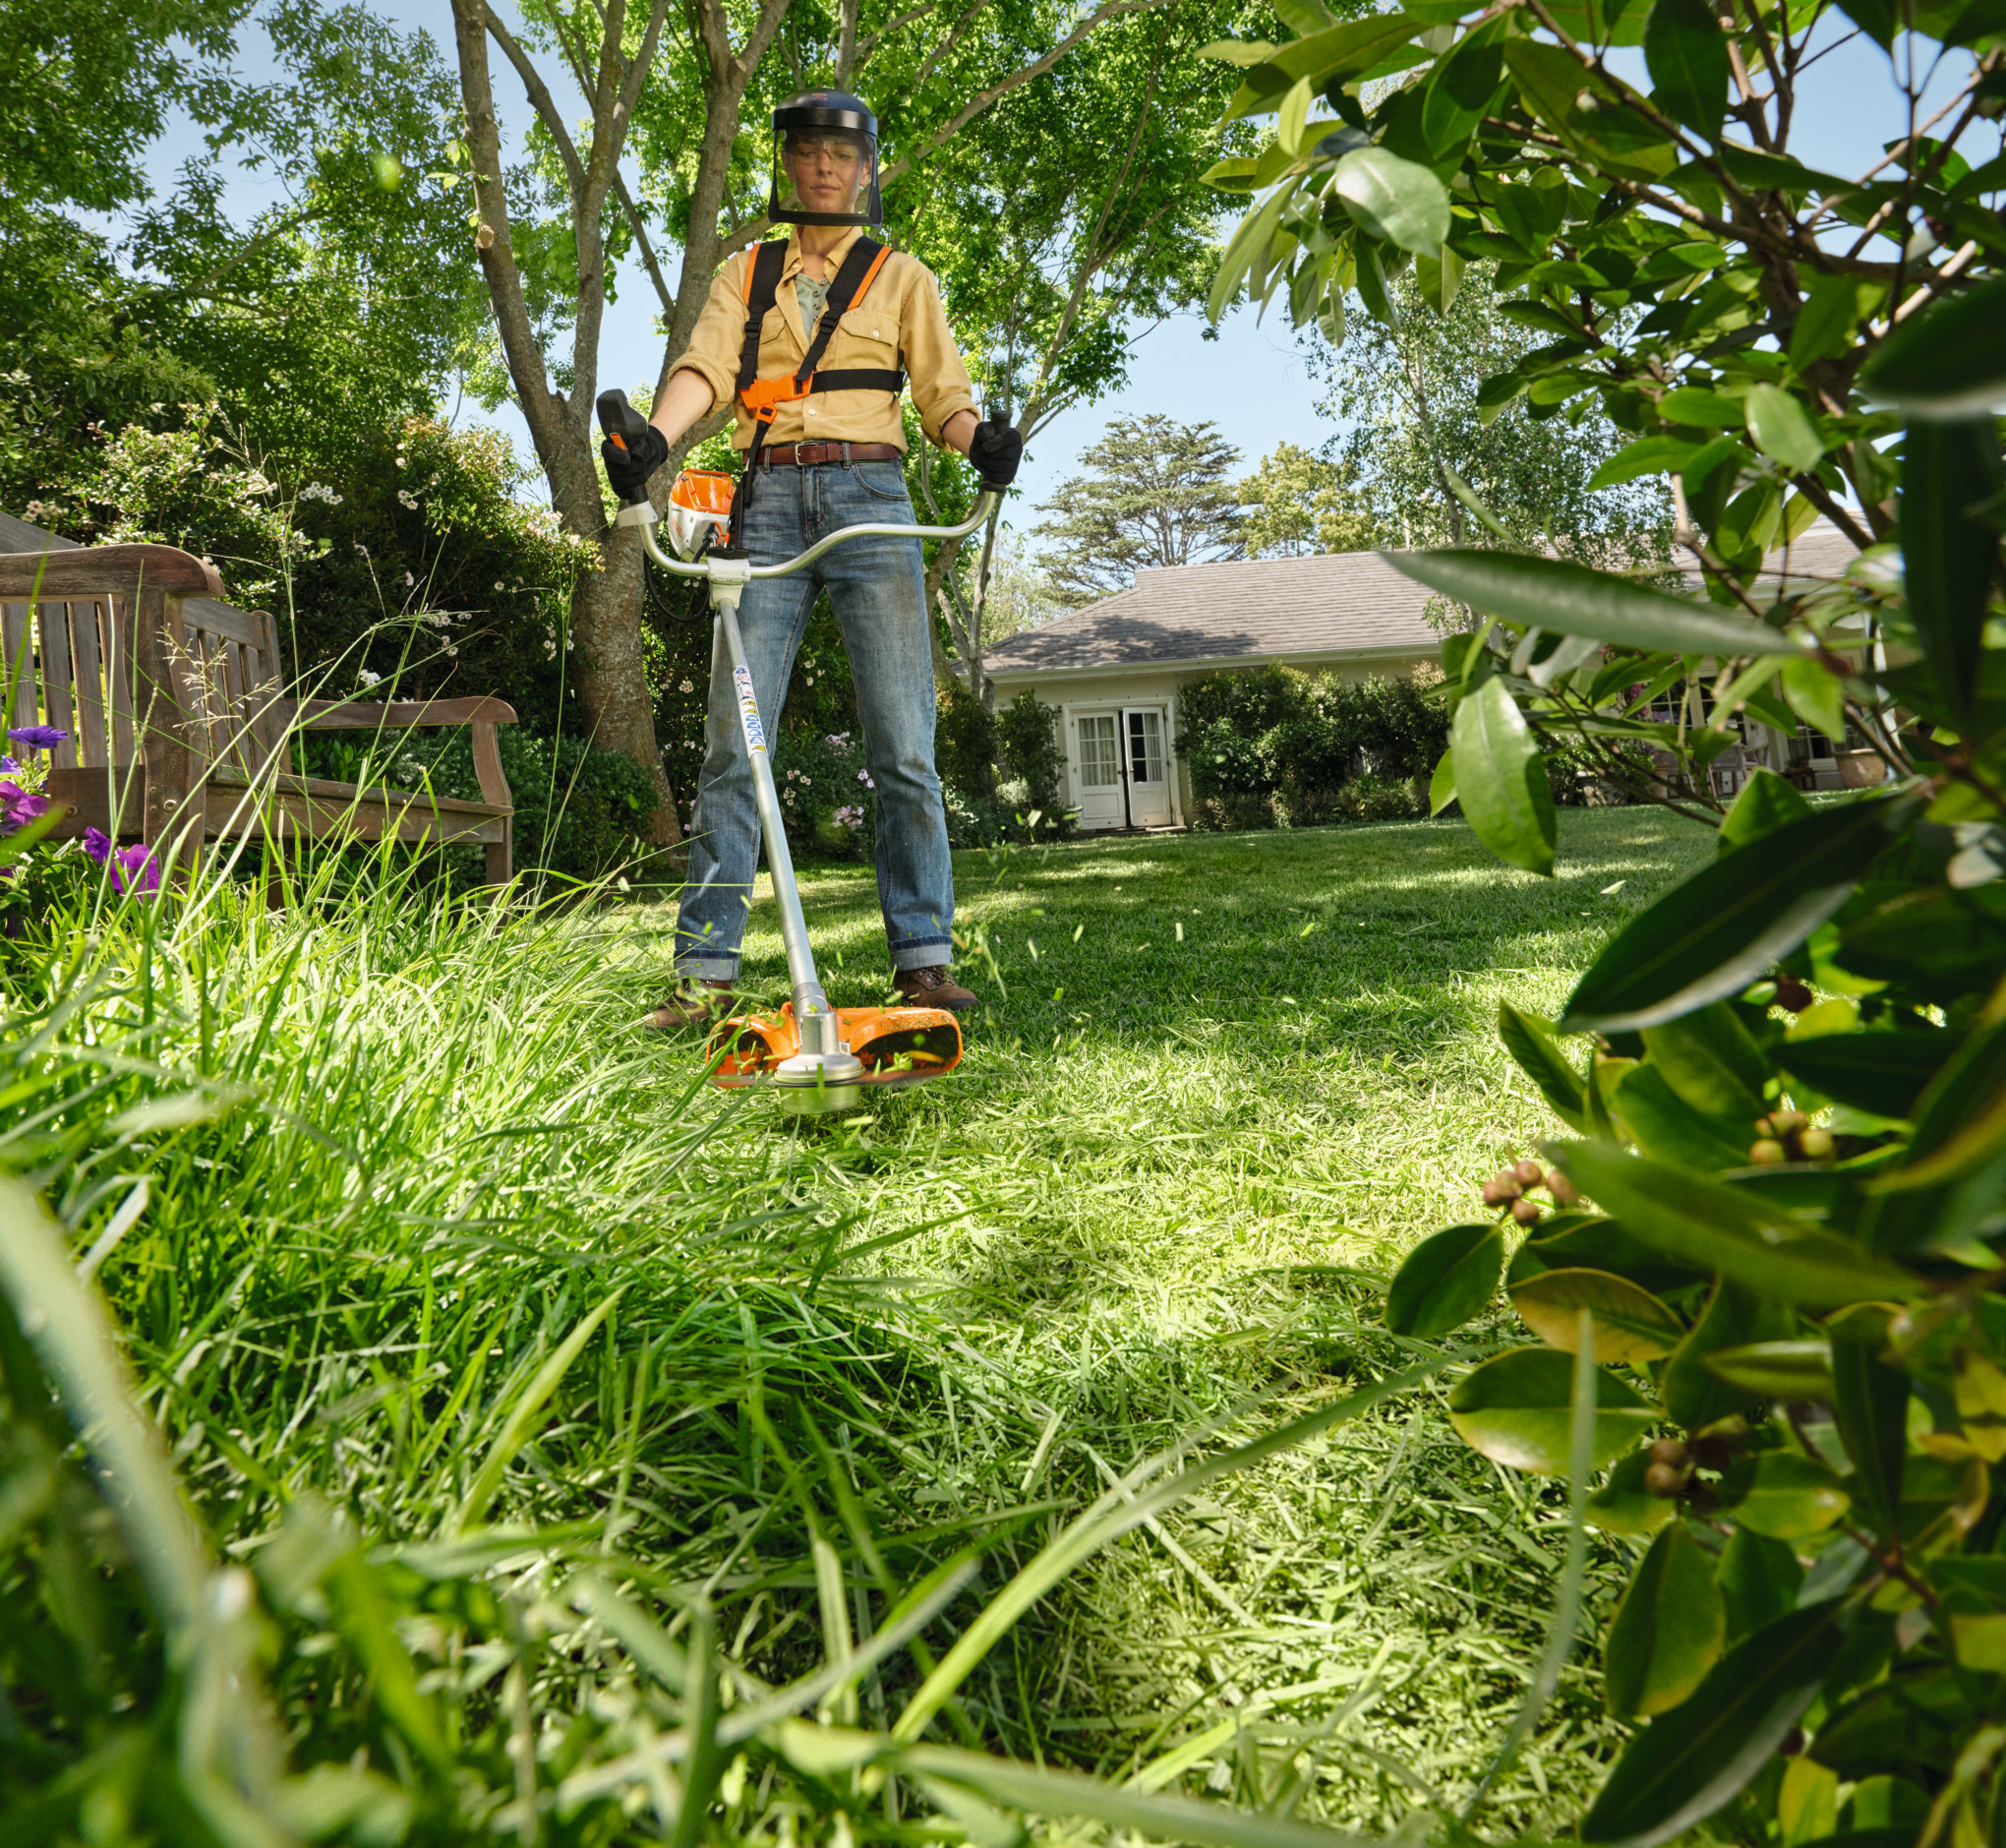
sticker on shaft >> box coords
[733,666,767,753]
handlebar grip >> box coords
[596,388,651,450]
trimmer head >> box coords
[709,1003,963,1110]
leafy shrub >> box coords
[771,727,877,863]
[1181,667,1447,827]
[937,680,999,805]
[303,724,664,887]
[995,689,1069,821]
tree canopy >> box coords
[1032,412,1246,604]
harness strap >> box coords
[729,235,900,547]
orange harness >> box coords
[724,237,902,544]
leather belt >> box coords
[758,441,901,469]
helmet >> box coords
[768,89,882,228]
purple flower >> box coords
[0,756,18,773]
[8,726,69,753]
[112,843,160,896]
[82,829,158,894]
[0,780,49,835]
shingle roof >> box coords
[984,549,1442,677]
[984,517,1862,679]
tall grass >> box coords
[0,810,1705,1844]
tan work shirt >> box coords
[670,224,976,451]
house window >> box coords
[1078,714,1120,787]
[1127,709,1164,784]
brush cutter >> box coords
[599,389,999,1115]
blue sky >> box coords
[136,5,1978,519]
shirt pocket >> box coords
[835,306,901,373]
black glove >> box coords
[967,411,1022,489]
[602,422,669,504]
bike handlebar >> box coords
[596,387,1001,580]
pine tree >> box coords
[1032,414,1243,605]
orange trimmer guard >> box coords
[708,1003,963,1090]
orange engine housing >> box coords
[708,1003,963,1090]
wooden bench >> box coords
[0,511,516,883]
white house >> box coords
[982,518,1869,830]
[983,550,1443,831]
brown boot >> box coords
[645,977,736,1030]
[892,965,978,1013]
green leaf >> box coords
[1421,17,1507,155]
[1510,1267,1686,1363]
[1790,272,1872,371]
[1210,184,1295,324]
[1447,1346,1657,1474]
[1718,766,1812,855]
[1386,1222,1506,1337]
[1640,1003,1767,1119]
[1590,435,1699,490]
[1414,243,1465,315]
[1588,1448,1678,1535]
[1384,547,1778,660]
[1716,1524,1802,1642]
[1330,147,1452,254]
[1832,0,1899,44]
[1700,1340,1836,1401]
[1858,273,2006,415]
[1276,75,1316,156]
[1579,1602,1846,1847]
[1451,676,1557,876]
[1616,1063,1755,1168]
[1779,654,1847,743]
[1665,1281,1797,1428]
[1744,384,1825,473]
[1226,14,1429,118]
[1558,796,1922,1035]
[1661,386,1747,428]
[1723,1451,1852,1539]
[1831,1323,1907,1536]
[1643,0,1729,140]
[1606,1522,1727,1719]
[1551,1143,1920,1307]
[1429,744,1458,815]
[1499,1002,1588,1129]
[1775,1032,1951,1121]
[1901,416,2003,725]
[1200,37,1281,64]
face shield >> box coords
[768,90,882,228]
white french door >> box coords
[1068,704,1175,830]
[1123,707,1172,827]
[1072,712,1125,829]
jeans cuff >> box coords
[677,955,739,981]
[888,938,953,973]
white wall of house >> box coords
[989,647,1439,832]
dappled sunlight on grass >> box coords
[602,806,1716,1831]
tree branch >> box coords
[480,4,587,200]
[877,0,1178,191]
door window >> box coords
[1126,709,1164,785]
[1078,714,1120,787]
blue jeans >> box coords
[677,458,955,979]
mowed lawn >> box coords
[611,805,1717,1831]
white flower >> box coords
[495,580,505,590]
[678,679,694,693]
[359,667,383,686]
[398,489,419,509]
[402,570,414,586]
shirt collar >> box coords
[782,223,866,281]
